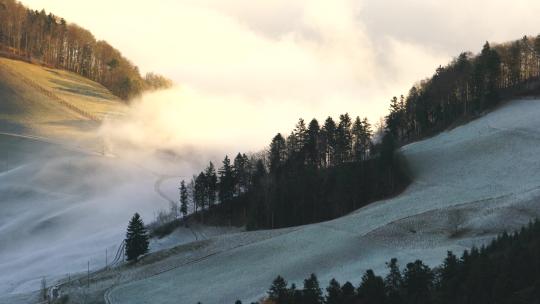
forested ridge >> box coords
[160,35,540,233]
[148,113,408,236]
[386,35,540,144]
[0,0,172,100]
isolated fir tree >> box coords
[124,213,149,262]
[180,180,188,218]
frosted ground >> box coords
[105,99,540,304]
[0,133,235,303]
[3,98,540,304]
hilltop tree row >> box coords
[179,114,407,229]
[0,0,172,100]
[386,36,540,144]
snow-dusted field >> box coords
[3,98,540,304]
[0,133,237,303]
[104,99,540,304]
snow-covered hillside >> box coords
[3,97,540,304]
[103,99,540,304]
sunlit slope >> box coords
[0,57,126,142]
[107,99,540,304]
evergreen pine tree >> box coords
[385,258,403,304]
[336,113,352,163]
[194,172,207,215]
[269,133,287,174]
[361,117,372,158]
[341,281,356,303]
[303,273,323,304]
[325,278,342,304]
[268,275,289,303]
[357,269,387,304]
[218,156,235,204]
[386,96,402,139]
[124,213,149,262]
[205,162,217,207]
[352,116,364,161]
[402,260,433,304]
[180,180,188,218]
[321,117,337,167]
[294,118,308,154]
[286,131,299,159]
[306,118,321,167]
[438,251,460,304]
[233,153,248,195]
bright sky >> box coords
[20,0,540,152]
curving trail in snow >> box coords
[105,99,540,304]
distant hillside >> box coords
[385,35,540,147]
[0,57,127,144]
[0,0,172,100]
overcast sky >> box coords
[20,0,540,151]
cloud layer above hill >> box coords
[21,0,540,151]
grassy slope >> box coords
[0,57,127,146]
[0,58,131,303]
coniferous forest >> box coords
[0,0,172,100]
[178,114,408,230]
[229,220,540,304]
[166,35,540,232]
[386,36,540,145]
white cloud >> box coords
[20,0,540,153]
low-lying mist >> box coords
[3,82,352,296]
[100,84,377,169]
